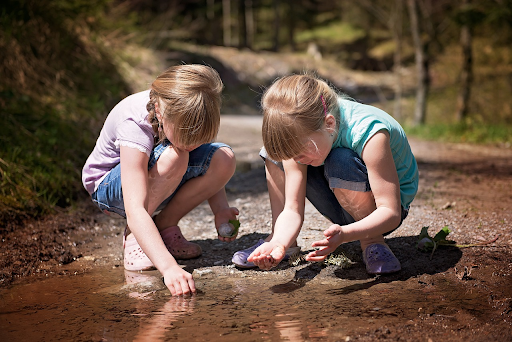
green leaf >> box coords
[228,219,240,230]
[417,226,457,259]
[433,226,451,242]
[433,226,456,246]
[417,226,435,251]
[418,226,431,240]
[228,219,240,237]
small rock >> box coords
[194,269,213,277]
[218,223,235,237]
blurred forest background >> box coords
[1,0,511,224]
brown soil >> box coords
[1,115,511,341]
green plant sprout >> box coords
[288,250,305,266]
[323,252,355,268]
[417,226,499,260]
[287,250,355,268]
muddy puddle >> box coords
[1,262,509,342]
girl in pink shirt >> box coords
[82,65,238,296]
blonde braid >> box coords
[146,89,163,142]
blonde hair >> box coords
[261,74,340,161]
[146,64,223,146]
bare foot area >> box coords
[1,115,511,340]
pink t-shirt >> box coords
[82,90,156,195]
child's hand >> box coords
[247,241,286,270]
[162,265,196,296]
[306,224,344,262]
[214,207,240,242]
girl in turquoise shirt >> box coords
[233,74,418,274]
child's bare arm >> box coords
[208,189,239,242]
[248,160,307,268]
[120,146,195,295]
[307,131,402,261]
[359,130,402,229]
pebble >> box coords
[218,223,235,237]
[194,269,213,277]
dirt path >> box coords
[1,115,511,340]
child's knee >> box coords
[212,146,236,174]
[153,147,189,176]
[216,146,235,164]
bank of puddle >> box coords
[0,265,497,341]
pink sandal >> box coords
[123,227,155,271]
[160,226,202,259]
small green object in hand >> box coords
[228,219,240,237]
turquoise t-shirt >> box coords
[332,98,418,209]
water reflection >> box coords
[0,266,503,341]
[275,313,304,341]
[253,313,330,341]
[123,270,196,342]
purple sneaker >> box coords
[363,243,401,274]
[232,239,265,268]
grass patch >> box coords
[405,122,512,145]
[0,0,129,223]
[296,21,365,45]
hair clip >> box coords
[321,95,327,115]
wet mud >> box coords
[1,116,512,341]
[1,257,511,341]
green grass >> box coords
[392,37,512,145]
[0,0,129,223]
[405,122,512,145]
[296,21,365,45]
[0,88,122,221]
[392,88,512,145]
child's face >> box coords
[161,120,201,152]
[157,103,201,152]
[292,115,336,166]
[293,129,333,166]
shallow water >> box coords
[1,264,506,342]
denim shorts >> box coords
[260,147,408,234]
[91,141,231,218]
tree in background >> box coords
[274,0,281,52]
[453,0,484,122]
[238,0,255,49]
[407,0,429,126]
[223,0,231,46]
[356,0,405,120]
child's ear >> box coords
[325,114,336,132]
[155,101,162,121]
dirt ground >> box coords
[1,115,511,340]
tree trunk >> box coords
[207,0,215,20]
[455,4,473,122]
[273,0,281,52]
[287,0,296,51]
[238,0,247,48]
[245,0,254,49]
[392,0,403,121]
[223,0,231,46]
[207,0,219,45]
[407,0,428,126]
[356,0,404,120]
